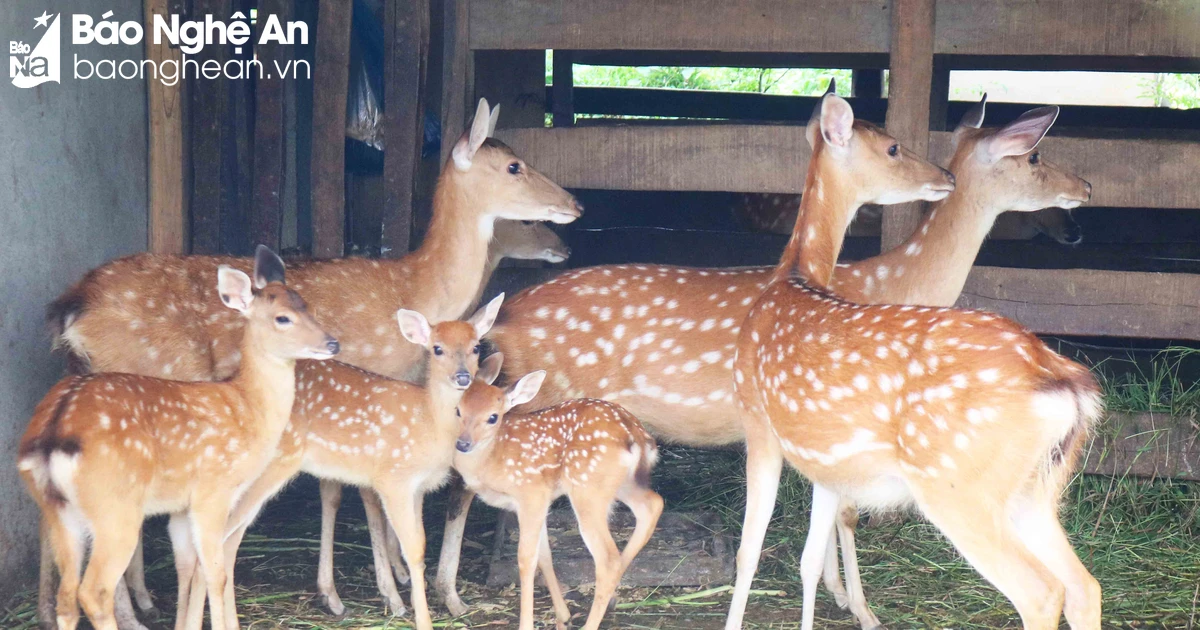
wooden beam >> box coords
[311,0,354,258]
[469,0,890,53]
[1083,412,1199,481]
[560,88,888,124]
[380,0,428,257]
[551,51,574,128]
[144,0,185,254]
[935,0,1200,58]
[958,267,1200,340]
[189,0,230,254]
[251,0,291,252]
[930,133,1200,210]
[881,0,936,252]
[494,126,811,193]
[440,0,471,165]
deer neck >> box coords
[427,376,468,437]
[895,183,997,305]
[774,152,859,290]
[231,327,298,438]
[410,171,494,320]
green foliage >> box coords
[1142,73,1200,109]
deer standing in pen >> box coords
[454,354,663,630]
[18,247,339,630]
[725,92,1101,630]
[436,91,1091,626]
[175,296,503,630]
[38,98,578,630]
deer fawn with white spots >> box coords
[454,355,662,630]
[170,295,504,630]
[18,247,338,630]
[438,91,1091,626]
[725,93,1102,630]
[38,98,576,630]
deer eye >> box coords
[508,162,521,175]
[275,316,292,325]
[433,345,444,356]
[455,407,461,417]
[887,144,899,157]
[1028,151,1040,165]
[487,413,499,424]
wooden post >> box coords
[145,0,185,254]
[440,0,471,165]
[380,0,429,257]
[311,0,354,258]
[251,0,292,252]
[551,51,574,127]
[881,0,936,252]
[189,0,231,254]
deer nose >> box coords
[572,199,585,215]
[455,438,472,453]
[1083,181,1093,199]
[944,170,956,187]
[326,338,340,355]
[454,370,472,388]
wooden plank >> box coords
[251,0,292,252]
[144,0,185,254]
[936,0,1200,58]
[573,50,888,70]
[958,267,1200,340]
[225,7,255,256]
[469,0,890,53]
[494,126,811,193]
[1083,412,1199,481]
[880,0,935,252]
[930,133,1200,210]
[474,51,547,128]
[562,88,888,124]
[380,0,428,257]
[311,0,354,258]
[440,0,470,165]
[189,0,230,254]
[551,51,574,128]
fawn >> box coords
[18,247,338,630]
[174,295,504,630]
[725,93,1101,630]
[438,91,1091,623]
[454,355,663,630]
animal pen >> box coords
[2,0,1199,629]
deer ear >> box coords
[452,98,491,171]
[981,105,1058,162]
[505,370,545,410]
[805,78,837,148]
[487,103,501,137]
[469,293,505,338]
[478,352,504,385]
[396,309,432,347]
[217,266,255,312]
[819,93,854,150]
[252,245,286,289]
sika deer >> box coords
[436,94,1091,622]
[18,247,338,630]
[725,93,1101,630]
[454,356,663,630]
[175,296,504,630]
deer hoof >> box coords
[320,593,346,617]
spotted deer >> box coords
[454,355,663,630]
[38,97,578,630]
[436,94,1092,623]
[725,93,1102,630]
[172,295,503,630]
[17,247,339,630]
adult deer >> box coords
[436,93,1091,623]
[454,355,663,630]
[38,98,577,630]
[725,93,1101,630]
[19,247,338,630]
[175,296,502,630]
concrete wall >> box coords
[0,0,147,602]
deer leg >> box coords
[315,479,346,616]
[513,499,551,630]
[798,484,840,630]
[360,487,407,616]
[191,503,234,630]
[384,520,410,584]
[77,510,141,630]
[616,484,663,574]
[822,523,849,608]
[123,531,156,616]
[725,416,783,630]
[45,510,85,630]
[1011,501,1101,630]
[166,514,199,630]
[571,495,623,630]
[916,489,1064,630]
[376,485,433,630]
[38,519,58,630]
[536,524,571,630]
[218,523,251,630]
[835,502,885,630]
[113,580,149,630]
[434,481,476,616]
